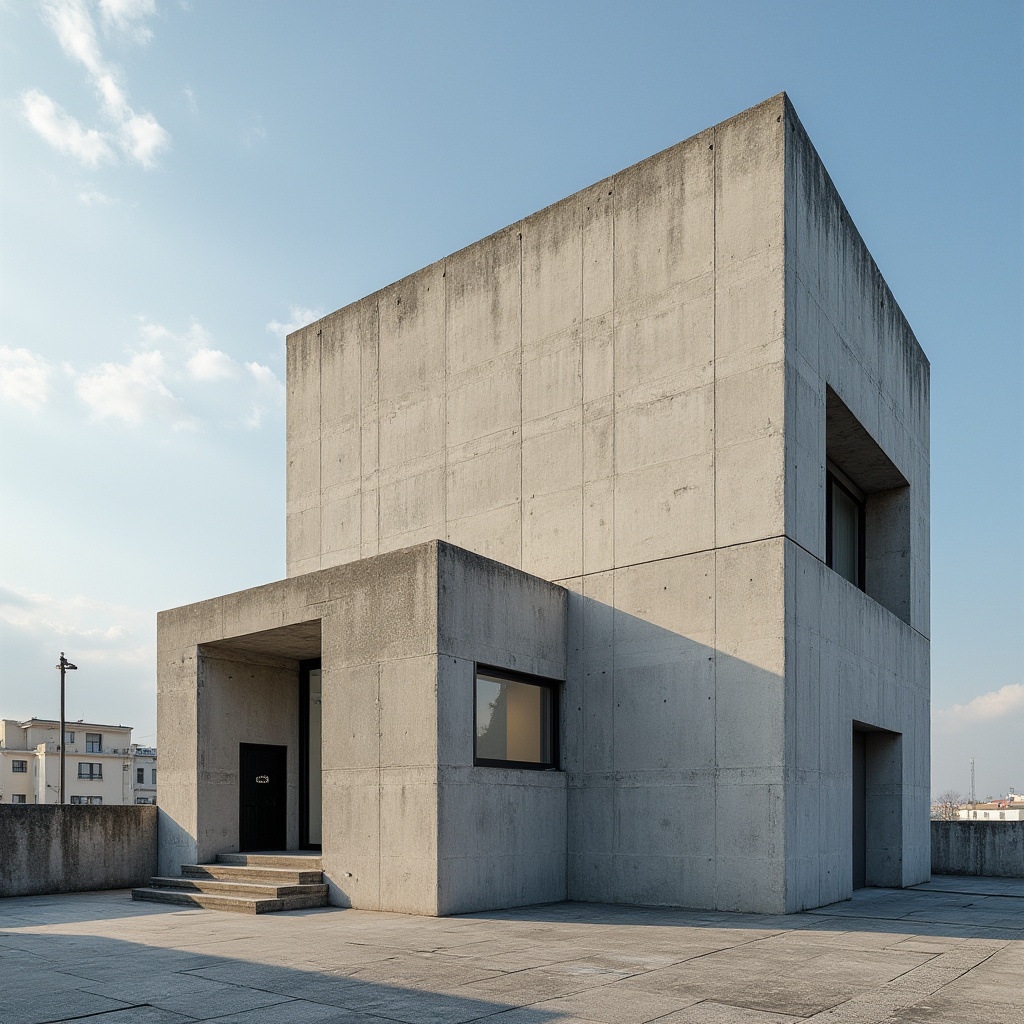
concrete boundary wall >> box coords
[932,821,1024,878]
[0,805,158,897]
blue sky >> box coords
[1,1,1021,796]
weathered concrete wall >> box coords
[280,93,930,915]
[158,540,567,916]
[0,805,157,897]
[932,822,1024,878]
[285,96,793,914]
[436,545,567,914]
[195,649,300,862]
[782,100,931,910]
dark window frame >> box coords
[136,767,144,784]
[298,658,322,850]
[85,733,102,753]
[825,468,866,591]
[473,664,560,771]
[12,760,27,773]
[77,762,102,780]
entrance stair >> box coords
[132,852,328,914]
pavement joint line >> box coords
[36,1005,150,1024]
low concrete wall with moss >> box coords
[932,820,1024,878]
[0,805,158,897]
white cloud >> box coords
[0,347,53,412]
[243,113,267,147]
[79,188,116,205]
[266,306,323,343]
[21,89,116,168]
[98,0,156,43]
[187,348,238,382]
[27,0,169,169]
[183,84,197,116]
[44,0,104,77]
[0,583,150,664]
[75,350,182,426]
[119,110,170,169]
[934,684,1024,734]
[244,361,285,428]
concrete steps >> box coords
[132,852,328,915]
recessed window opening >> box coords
[474,667,558,770]
[826,461,865,590]
[85,733,101,753]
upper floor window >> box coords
[136,768,145,784]
[826,467,864,590]
[85,733,101,753]
[12,760,27,773]
[12,794,26,803]
[64,731,74,743]
[825,387,911,622]
[474,667,557,770]
[78,762,102,780]
[151,768,157,785]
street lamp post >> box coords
[56,653,77,804]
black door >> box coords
[239,743,287,851]
[852,729,867,889]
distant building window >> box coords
[984,811,990,819]
[1000,812,1005,819]
[70,795,102,805]
[64,731,74,743]
[12,794,26,803]
[826,469,864,589]
[85,733,101,753]
[475,667,558,770]
[12,760,27,773]
[135,797,152,804]
[136,768,145,784]
[151,768,157,785]
[77,763,103,780]
[973,811,978,819]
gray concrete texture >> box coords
[3,880,1022,1024]
[0,805,157,897]
[278,93,929,913]
[932,821,1024,878]
[157,541,567,916]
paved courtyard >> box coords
[2,878,1022,1024]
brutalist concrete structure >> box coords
[158,93,930,915]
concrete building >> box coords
[157,93,930,915]
[0,718,157,806]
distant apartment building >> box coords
[959,801,1024,822]
[0,718,157,806]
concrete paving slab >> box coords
[0,881,1021,1024]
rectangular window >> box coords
[151,768,157,785]
[12,794,26,803]
[77,763,102,780]
[64,731,74,743]
[826,468,865,589]
[85,733,101,753]
[135,797,152,804]
[136,768,144,784]
[12,760,27,773]
[474,667,557,770]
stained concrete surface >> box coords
[1,878,1021,1024]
